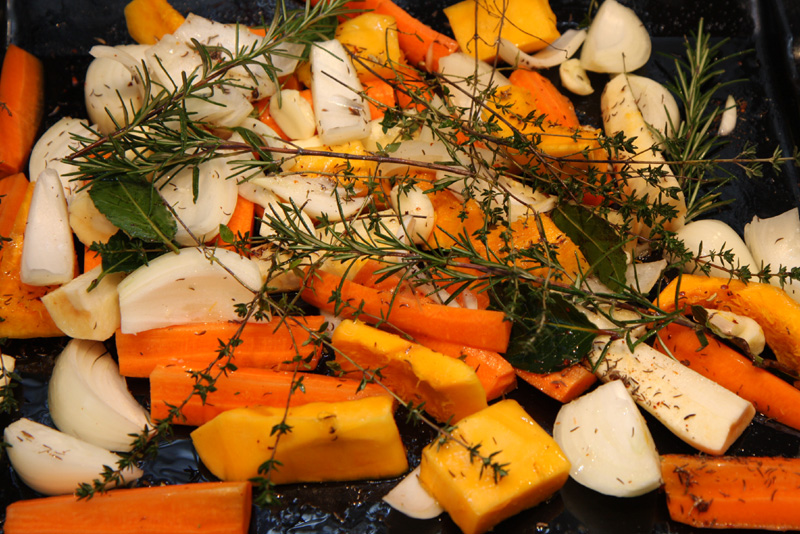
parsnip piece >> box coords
[68,188,119,246]
[20,169,75,286]
[5,418,142,495]
[588,336,755,455]
[48,339,151,452]
[383,466,444,520]
[41,266,125,341]
[553,380,661,497]
[117,247,261,334]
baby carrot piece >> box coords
[508,69,580,129]
[661,454,800,530]
[150,366,392,426]
[0,46,44,178]
[4,481,251,534]
[116,316,326,377]
[515,363,597,403]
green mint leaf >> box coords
[89,231,170,275]
[89,177,177,243]
[551,204,628,292]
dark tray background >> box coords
[2,1,800,533]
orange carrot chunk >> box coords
[508,69,580,130]
[0,45,44,178]
[213,195,255,250]
[116,316,326,377]
[4,481,251,534]
[301,268,511,353]
[150,365,393,426]
[0,173,30,239]
[362,77,397,120]
[515,364,597,403]
[655,322,800,432]
[661,454,800,530]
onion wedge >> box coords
[580,0,651,73]
[383,466,444,520]
[497,30,586,70]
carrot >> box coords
[361,77,396,120]
[4,481,251,534]
[414,334,516,400]
[515,364,597,403]
[0,181,63,338]
[214,195,255,249]
[115,316,326,377]
[150,365,392,426]
[82,246,103,273]
[655,322,800,431]
[300,267,512,353]
[0,45,44,178]
[660,454,800,530]
[508,69,580,130]
[0,173,29,239]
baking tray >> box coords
[2,1,800,532]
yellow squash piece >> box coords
[191,396,408,484]
[444,0,560,62]
[331,319,487,423]
[124,0,185,45]
[335,12,402,80]
[289,140,376,195]
[419,399,570,534]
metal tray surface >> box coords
[2,1,800,533]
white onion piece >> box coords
[675,219,754,276]
[259,201,316,239]
[68,188,119,246]
[118,247,261,334]
[145,34,203,90]
[270,89,316,140]
[254,174,367,222]
[718,94,737,136]
[580,0,651,73]
[20,169,75,286]
[390,184,435,245]
[48,339,151,451]
[377,140,454,176]
[554,380,661,497]
[156,157,238,246]
[5,418,142,495]
[497,175,556,222]
[183,86,254,129]
[703,308,766,356]
[84,53,144,134]
[311,39,371,145]
[498,30,586,70]
[383,466,444,519]
[744,208,800,303]
[1,354,15,397]
[41,266,125,341]
[361,119,404,153]
[29,117,96,202]
[627,75,680,139]
[437,52,511,112]
[625,259,666,294]
[559,58,594,96]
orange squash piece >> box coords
[124,0,185,45]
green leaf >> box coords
[503,285,597,373]
[218,223,235,244]
[89,231,170,275]
[89,178,177,243]
[551,204,628,292]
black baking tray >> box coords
[2,1,800,533]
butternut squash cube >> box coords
[335,12,402,80]
[331,319,487,423]
[124,0,185,45]
[419,399,570,534]
[190,396,408,484]
[444,0,560,62]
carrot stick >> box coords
[508,69,580,129]
[0,45,44,178]
[150,365,392,426]
[4,481,251,534]
[361,77,396,120]
[0,181,63,338]
[661,454,800,530]
[0,173,30,239]
[214,195,255,249]
[301,268,512,353]
[115,316,326,377]
[514,364,597,403]
[414,334,516,400]
[655,322,800,431]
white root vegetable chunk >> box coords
[553,380,661,497]
[588,336,755,455]
[41,266,125,341]
[48,339,151,452]
[580,0,651,73]
[117,247,261,334]
[383,466,444,519]
[270,89,316,140]
[5,418,142,495]
[311,39,371,145]
[674,218,755,276]
[29,117,96,203]
[744,208,800,304]
[20,169,75,286]
[601,74,686,233]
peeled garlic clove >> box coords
[41,265,125,341]
[559,58,594,96]
[554,380,661,497]
[383,466,444,519]
[5,418,143,495]
[703,308,766,356]
[718,94,737,136]
[117,247,261,334]
[48,339,151,452]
